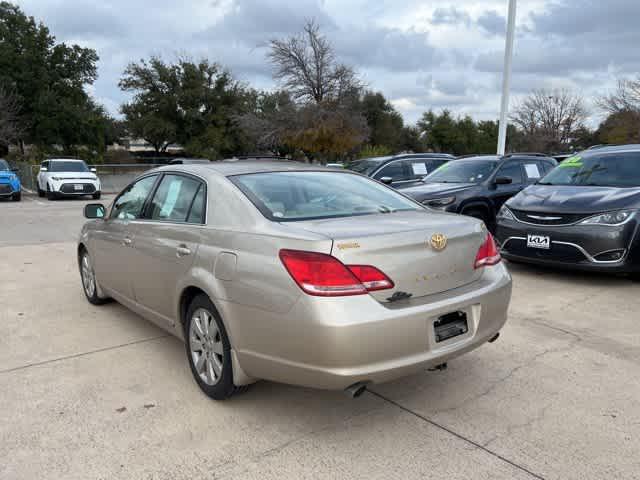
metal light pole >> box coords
[497,0,517,155]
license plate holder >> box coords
[527,234,550,249]
[434,311,468,343]
[74,184,84,191]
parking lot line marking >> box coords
[368,389,546,480]
[0,334,169,374]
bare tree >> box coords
[0,88,22,148]
[510,88,588,151]
[267,20,362,104]
[597,77,640,114]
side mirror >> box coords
[494,176,513,185]
[90,167,97,173]
[40,167,48,172]
[380,176,393,185]
[84,203,106,219]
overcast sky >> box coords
[15,0,640,125]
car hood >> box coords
[47,172,97,180]
[400,182,476,199]
[507,185,640,213]
[0,171,16,180]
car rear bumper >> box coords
[496,217,640,273]
[229,264,512,390]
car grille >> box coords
[511,209,591,226]
[503,238,587,263]
[0,184,12,194]
[60,183,96,194]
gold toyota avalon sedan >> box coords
[78,160,512,399]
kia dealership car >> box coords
[37,158,101,200]
[496,145,640,274]
[78,161,511,399]
[0,158,21,201]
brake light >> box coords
[474,233,501,269]
[347,265,394,291]
[279,250,394,296]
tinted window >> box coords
[426,159,498,184]
[148,174,202,222]
[347,158,389,176]
[231,172,421,222]
[374,161,407,181]
[111,175,158,220]
[496,162,523,184]
[41,161,49,170]
[187,185,206,224]
[0,159,9,171]
[541,152,640,187]
[49,161,89,172]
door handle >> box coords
[122,237,133,246]
[176,245,192,257]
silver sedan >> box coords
[78,160,512,400]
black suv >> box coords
[347,153,455,188]
[400,154,557,229]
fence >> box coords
[14,163,165,194]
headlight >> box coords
[51,176,61,181]
[497,205,515,221]
[10,174,17,181]
[579,210,635,226]
[425,196,456,208]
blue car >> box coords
[0,158,21,201]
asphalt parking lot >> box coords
[1,194,639,480]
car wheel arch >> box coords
[460,200,492,218]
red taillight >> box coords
[279,249,394,297]
[474,233,502,269]
[347,265,394,291]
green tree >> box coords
[359,91,404,150]
[0,2,103,153]
[596,110,640,145]
[119,57,254,158]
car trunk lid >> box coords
[292,211,486,302]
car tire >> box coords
[46,185,56,200]
[92,191,101,200]
[37,186,45,197]
[185,294,247,400]
[79,248,110,305]
[12,191,21,201]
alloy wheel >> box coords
[189,308,224,386]
[81,253,96,298]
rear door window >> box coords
[148,174,203,223]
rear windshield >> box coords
[540,152,640,187]
[49,161,89,172]
[0,159,9,171]
[425,159,498,184]
[231,171,421,222]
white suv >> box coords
[37,159,101,200]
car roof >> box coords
[583,144,640,154]
[160,159,333,177]
[47,158,86,162]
